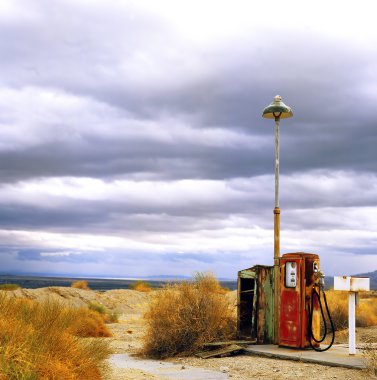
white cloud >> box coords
[40,251,81,257]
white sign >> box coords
[334,276,370,292]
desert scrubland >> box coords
[1,281,376,379]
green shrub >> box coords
[88,301,119,323]
[88,301,107,314]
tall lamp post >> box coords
[262,95,293,344]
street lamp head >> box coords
[262,95,293,120]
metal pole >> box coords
[274,116,281,344]
[349,292,356,355]
[275,117,279,209]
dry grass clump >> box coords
[362,339,377,377]
[141,273,236,358]
[69,308,112,337]
[0,283,20,291]
[105,310,120,323]
[71,280,90,290]
[130,280,152,292]
[359,290,377,299]
[356,299,377,327]
[325,290,377,330]
[0,294,111,379]
[89,301,107,314]
[88,301,120,323]
[195,272,231,294]
[324,290,349,330]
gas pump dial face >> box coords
[285,261,297,288]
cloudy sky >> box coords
[0,0,376,279]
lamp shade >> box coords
[262,95,293,119]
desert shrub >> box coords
[130,280,152,292]
[324,290,377,330]
[0,283,20,291]
[71,280,90,290]
[217,286,231,294]
[142,273,236,358]
[88,301,119,323]
[324,290,349,330]
[89,301,107,314]
[106,311,120,323]
[69,308,112,337]
[0,294,111,379]
[356,298,377,327]
[194,272,231,294]
[359,290,377,299]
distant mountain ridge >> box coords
[1,270,375,290]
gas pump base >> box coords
[244,344,365,370]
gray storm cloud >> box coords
[0,0,376,277]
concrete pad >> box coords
[109,353,228,380]
[244,344,366,369]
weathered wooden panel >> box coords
[239,269,256,279]
[195,344,245,359]
[203,340,255,347]
[257,266,274,343]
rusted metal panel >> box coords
[279,257,302,347]
[279,253,320,349]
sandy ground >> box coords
[5,287,376,379]
[105,326,377,380]
[101,291,376,380]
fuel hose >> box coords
[308,286,335,352]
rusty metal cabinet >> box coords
[237,265,274,343]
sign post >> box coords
[334,276,370,355]
[348,291,356,355]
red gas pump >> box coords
[279,252,335,351]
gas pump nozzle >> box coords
[308,267,335,352]
[313,261,325,289]
[315,270,325,289]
